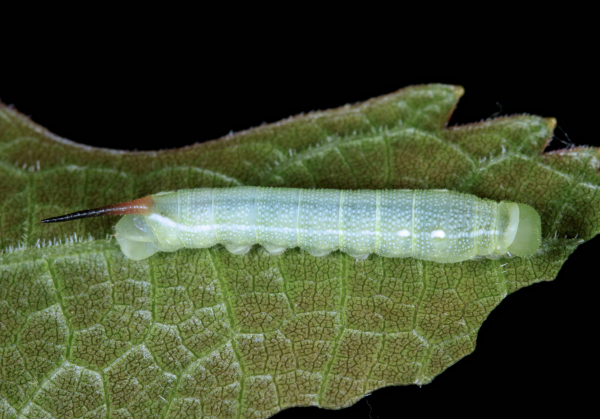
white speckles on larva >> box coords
[113,187,540,263]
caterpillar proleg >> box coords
[42,187,542,263]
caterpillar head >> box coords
[506,203,542,257]
[496,202,541,258]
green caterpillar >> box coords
[42,187,542,263]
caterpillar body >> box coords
[42,187,542,263]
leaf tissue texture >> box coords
[0,84,598,418]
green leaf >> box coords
[0,84,597,418]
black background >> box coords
[1,25,597,418]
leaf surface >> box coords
[1,84,598,418]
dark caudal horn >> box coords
[41,196,154,223]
